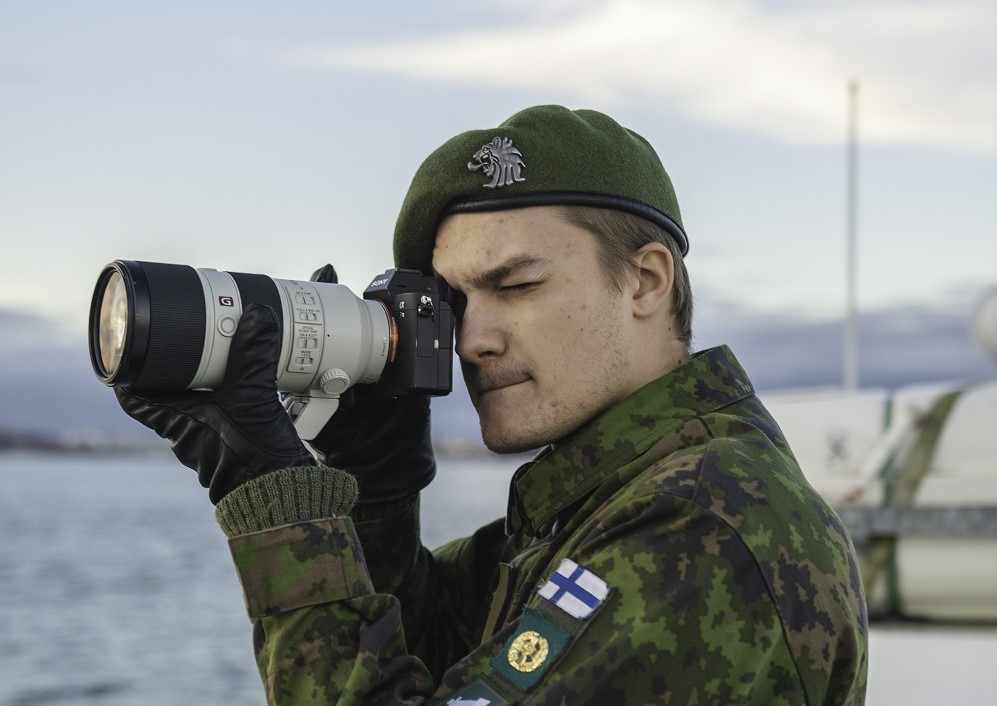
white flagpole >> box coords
[845,80,860,392]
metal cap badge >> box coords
[467,137,526,189]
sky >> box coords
[1,0,995,438]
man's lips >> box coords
[478,380,526,395]
[468,371,531,396]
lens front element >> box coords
[98,270,129,375]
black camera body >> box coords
[363,268,453,399]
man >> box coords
[118,106,868,704]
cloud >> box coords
[276,0,997,152]
[695,295,997,391]
[0,63,47,85]
[0,309,146,438]
[0,309,80,364]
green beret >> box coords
[393,105,687,275]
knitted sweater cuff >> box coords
[215,466,359,538]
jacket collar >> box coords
[506,345,754,537]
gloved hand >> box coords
[116,303,317,504]
[307,264,436,506]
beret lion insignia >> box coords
[468,136,526,189]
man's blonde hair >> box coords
[559,206,693,349]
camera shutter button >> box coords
[319,368,351,395]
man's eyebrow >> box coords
[434,255,551,290]
[469,255,550,289]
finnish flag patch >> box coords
[537,558,609,619]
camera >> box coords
[89,260,453,439]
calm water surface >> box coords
[1,452,994,705]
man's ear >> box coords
[630,243,674,319]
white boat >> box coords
[762,289,997,623]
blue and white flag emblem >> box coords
[538,558,609,619]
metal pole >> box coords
[845,80,860,392]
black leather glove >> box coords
[116,303,316,504]
[307,264,436,506]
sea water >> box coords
[1,452,994,705]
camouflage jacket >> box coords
[226,345,868,704]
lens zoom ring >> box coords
[230,273,283,339]
[133,262,206,389]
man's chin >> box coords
[479,419,548,455]
[482,436,540,455]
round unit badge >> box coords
[507,630,549,673]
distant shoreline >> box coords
[0,432,167,456]
[0,430,527,461]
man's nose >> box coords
[455,300,505,363]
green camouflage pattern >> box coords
[230,345,868,704]
[229,519,373,619]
